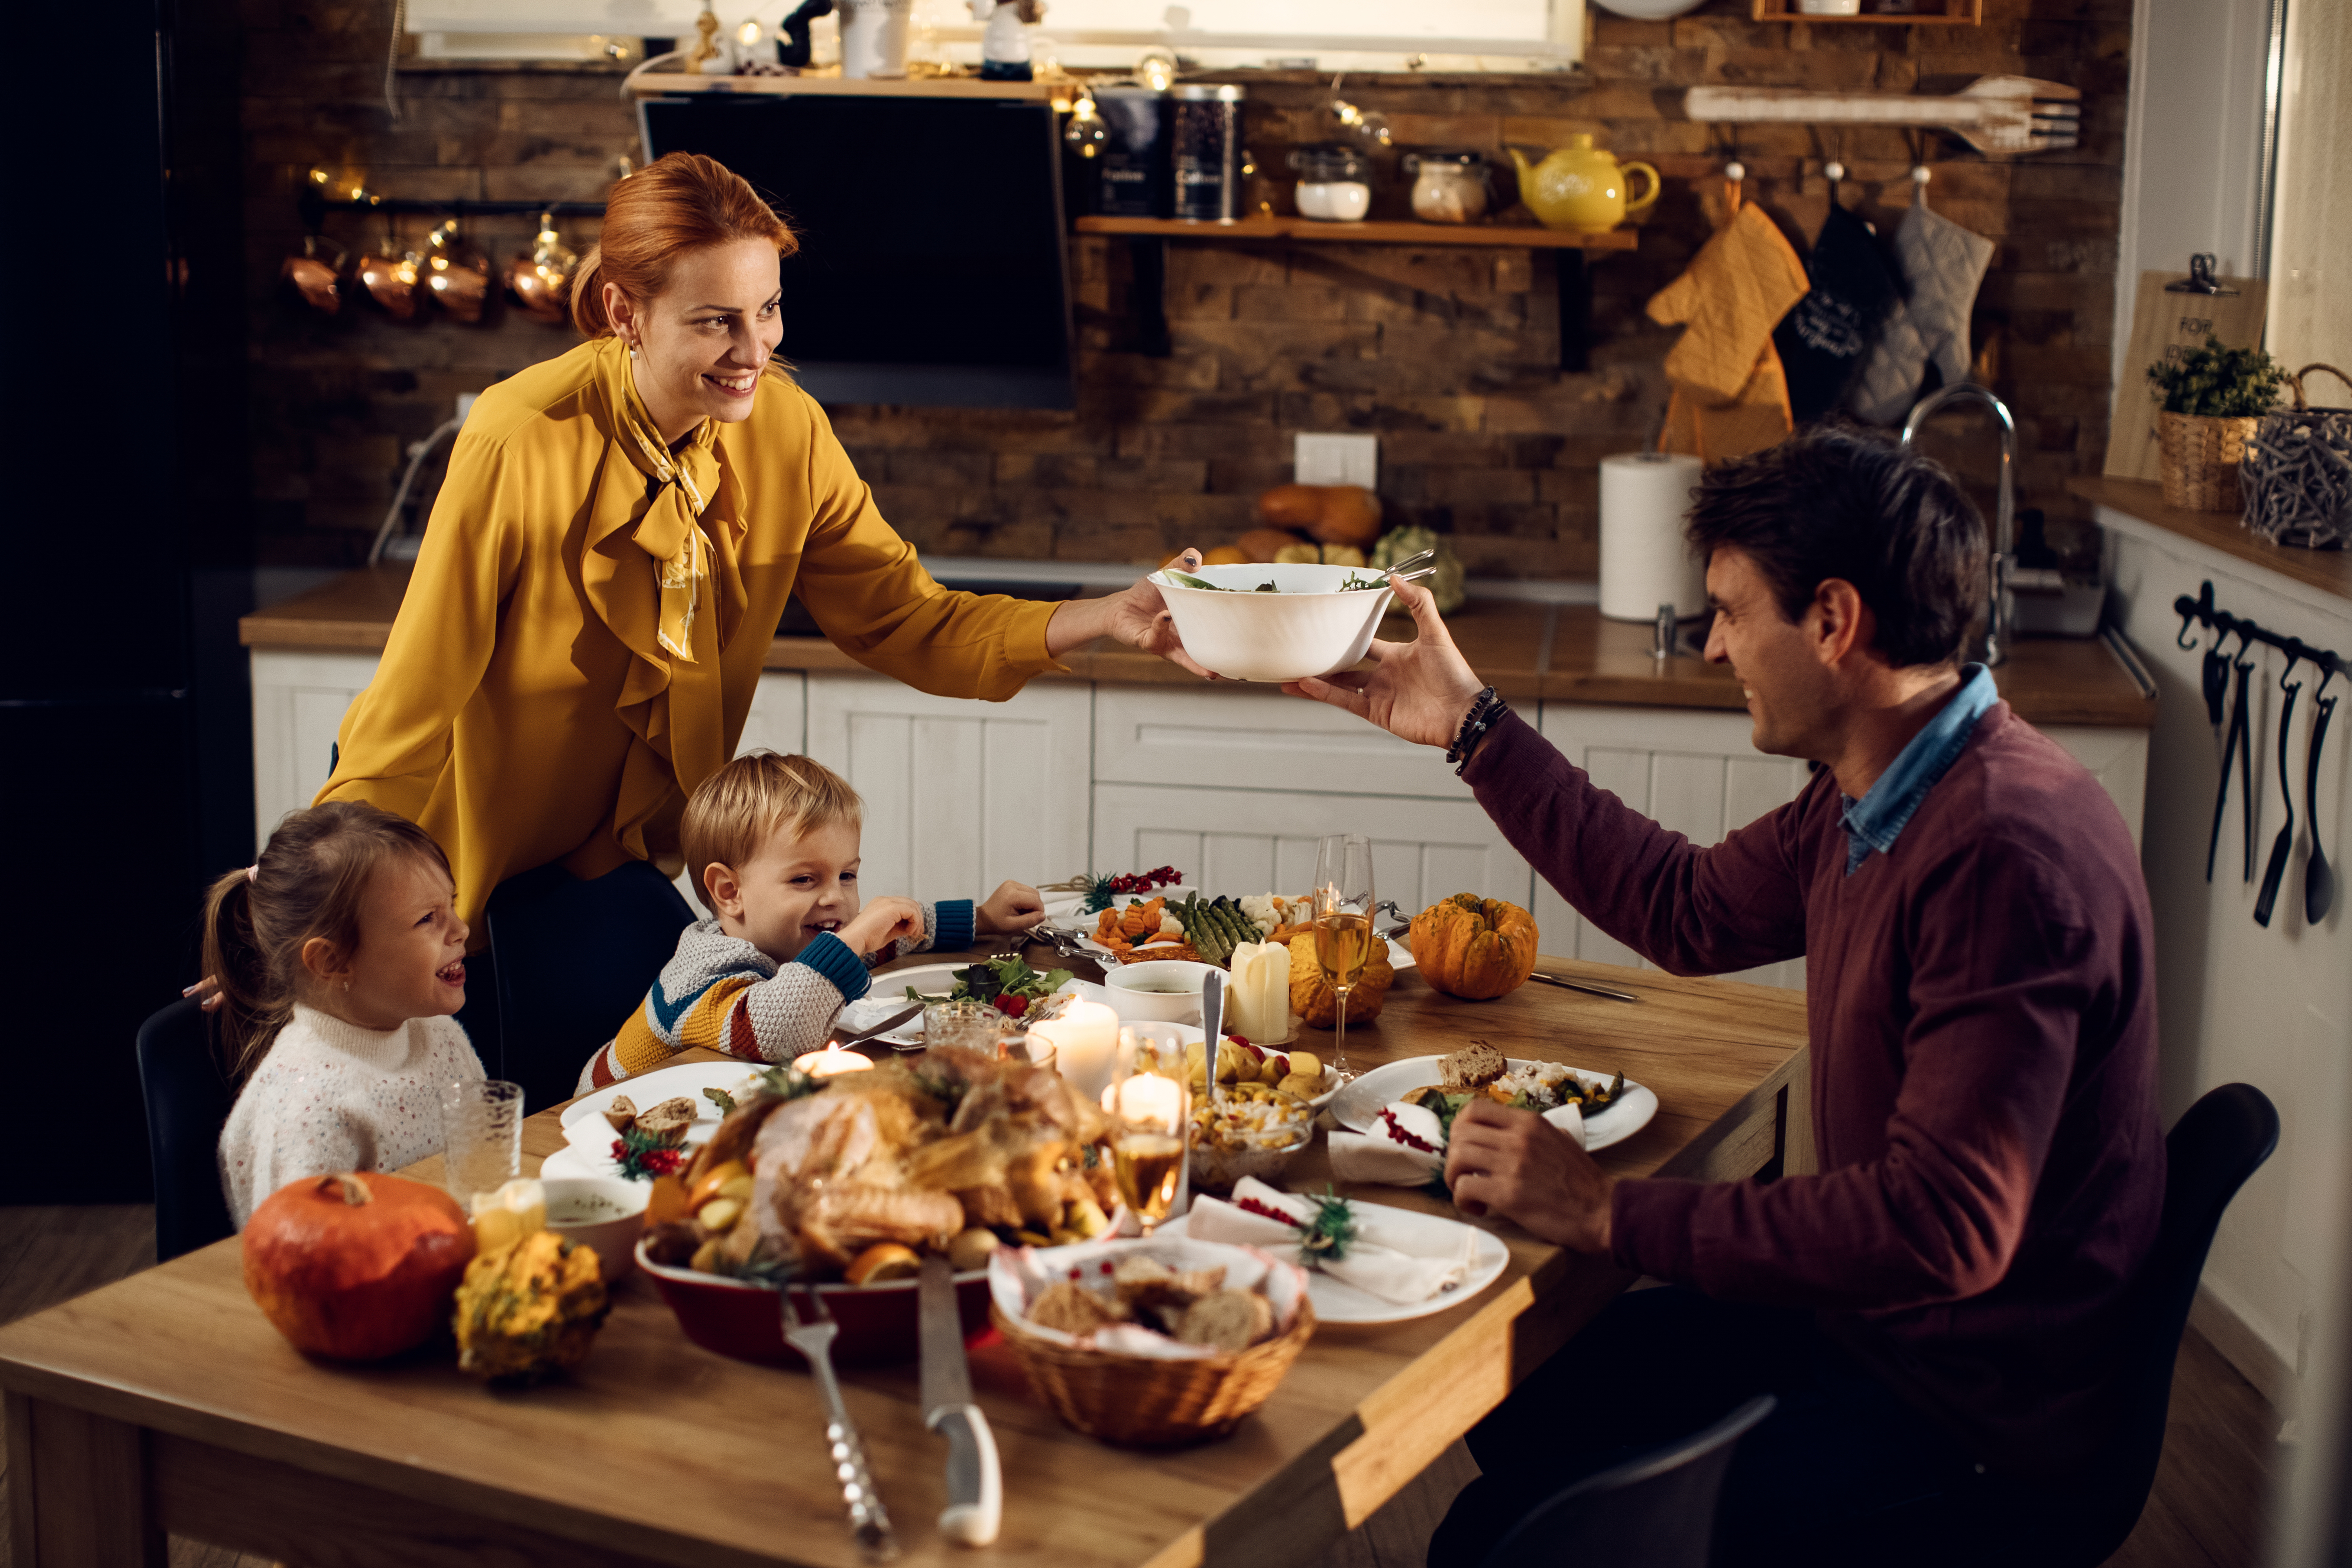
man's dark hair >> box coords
[1684,425,1989,669]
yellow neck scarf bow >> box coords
[610,349,722,662]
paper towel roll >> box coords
[1599,452,1707,622]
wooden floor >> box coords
[0,1206,2280,1568]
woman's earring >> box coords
[342,980,351,991]
[628,339,639,359]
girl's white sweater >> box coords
[217,1003,485,1228]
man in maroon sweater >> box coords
[1290,428,2162,1565]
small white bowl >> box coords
[1150,562,1396,683]
[1103,960,1220,1024]
[541,1176,650,1282]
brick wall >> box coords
[243,0,2129,575]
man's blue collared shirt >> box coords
[1838,664,1998,874]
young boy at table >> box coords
[577,751,1043,1090]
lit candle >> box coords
[1115,1071,1184,1133]
[1030,998,1120,1100]
[801,1046,876,1080]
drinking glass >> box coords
[1312,833,1376,1085]
[440,1078,524,1214]
[1109,1035,1190,1234]
[922,997,1005,1054]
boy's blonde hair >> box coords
[680,751,864,912]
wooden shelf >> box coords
[1073,214,1638,250]
[2068,475,2351,605]
[1750,0,1981,22]
[626,70,1053,100]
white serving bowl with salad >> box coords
[1149,561,1398,683]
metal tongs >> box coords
[781,1287,898,1562]
[1382,547,1440,586]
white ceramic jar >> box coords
[1402,150,1490,224]
[1288,143,1372,223]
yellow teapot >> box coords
[1509,135,1661,234]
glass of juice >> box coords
[1109,1035,1189,1233]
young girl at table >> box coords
[207,801,484,1228]
[577,751,1042,1091]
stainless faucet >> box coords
[1901,383,2017,668]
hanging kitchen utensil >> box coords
[2306,675,2337,924]
[280,233,345,316]
[1682,76,2081,159]
[507,209,577,325]
[424,218,491,324]
[2253,656,2302,926]
[2206,634,2256,884]
[357,225,420,319]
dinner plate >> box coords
[1328,1056,1659,1152]
[1042,893,1416,972]
[857,964,1092,1048]
[558,1060,771,1154]
[1158,1203,1508,1325]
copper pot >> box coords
[506,211,576,325]
[424,219,492,324]
[281,235,344,315]
[358,248,420,319]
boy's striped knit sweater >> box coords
[577,900,974,1091]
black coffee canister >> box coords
[1094,87,1171,218]
[1172,84,1245,224]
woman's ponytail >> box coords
[569,245,612,338]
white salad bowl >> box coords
[1149,562,1397,683]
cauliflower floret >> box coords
[1238,894,1281,937]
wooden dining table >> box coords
[2,949,1808,1568]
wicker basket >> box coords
[2160,411,2261,511]
[2240,363,2352,550]
[992,1297,1317,1446]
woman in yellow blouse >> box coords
[305,153,1196,1096]
[318,152,1195,936]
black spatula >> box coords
[2254,673,2301,927]
[2307,689,2337,924]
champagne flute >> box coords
[1312,833,1376,1085]
[1109,1034,1189,1234]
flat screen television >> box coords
[637,92,1074,410]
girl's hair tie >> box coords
[246,864,260,884]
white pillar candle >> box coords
[1031,998,1120,1100]
[1226,941,1292,1044]
[801,1046,875,1079]
[1115,1071,1184,1133]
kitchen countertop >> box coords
[2068,475,2351,606]
[241,566,2156,726]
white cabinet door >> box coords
[1092,784,1534,914]
[1535,704,1812,990]
[249,650,381,844]
[806,673,1093,906]
[2040,724,2151,851]
[1095,684,1475,800]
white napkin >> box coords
[1187,1177,1477,1305]
[1329,1099,1448,1185]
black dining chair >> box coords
[134,996,238,1260]
[1480,1395,1777,1568]
[1867,1082,2282,1568]
[483,859,697,1112]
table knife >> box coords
[919,1255,1001,1546]
[1527,970,1642,1004]
[838,1003,926,1055]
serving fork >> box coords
[781,1287,898,1562]
[1683,76,2080,158]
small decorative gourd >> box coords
[1286,931,1395,1027]
[1410,895,1541,1000]
[453,1228,612,1384]
[241,1171,475,1361]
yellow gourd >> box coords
[453,1229,611,1384]
[1410,894,1540,1000]
[1285,931,1394,1027]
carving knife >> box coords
[918,1255,1001,1546]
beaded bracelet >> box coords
[1445,685,1501,768]
[1453,694,1509,776]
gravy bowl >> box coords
[1103,960,1219,1024]
[1150,562,1397,683]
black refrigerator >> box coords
[0,0,244,1202]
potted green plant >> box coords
[2147,336,2285,511]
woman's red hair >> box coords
[572,152,797,338]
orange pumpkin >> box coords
[1410,894,1540,1000]
[1285,931,1395,1028]
[242,1171,476,1360]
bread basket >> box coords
[989,1237,1315,1446]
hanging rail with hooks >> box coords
[298,192,608,228]
[2173,580,2349,687]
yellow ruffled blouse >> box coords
[319,335,1060,929]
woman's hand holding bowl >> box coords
[1045,549,1218,681]
[1283,581,1490,753]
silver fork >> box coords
[782,1287,899,1562]
[1021,921,1096,959]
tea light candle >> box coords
[802,1045,876,1079]
[1031,998,1120,1099]
[1115,1071,1184,1132]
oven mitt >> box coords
[1774,203,1903,423]
[1646,202,1811,404]
[1659,347,1797,463]
[1850,200,1995,425]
